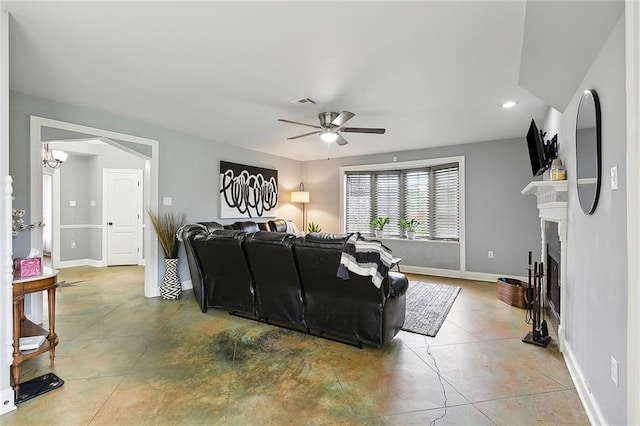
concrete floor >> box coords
[1,265,589,425]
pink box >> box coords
[13,257,42,278]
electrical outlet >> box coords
[611,356,619,386]
[71,240,76,249]
[488,251,494,259]
[163,197,172,206]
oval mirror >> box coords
[575,89,601,215]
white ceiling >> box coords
[5,1,582,161]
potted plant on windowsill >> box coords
[148,209,186,300]
[370,217,390,238]
[400,218,420,240]
[307,222,322,233]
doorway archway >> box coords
[29,116,159,297]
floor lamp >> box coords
[291,183,310,232]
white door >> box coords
[104,169,142,266]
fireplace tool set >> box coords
[522,251,551,347]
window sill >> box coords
[375,236,459,244]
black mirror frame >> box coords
[575,89,602,215]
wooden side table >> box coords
[11,268,59,392]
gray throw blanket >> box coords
[336,233,393,288]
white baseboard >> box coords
[87,259,106,267]
[57,259,93,269]
[464,270,528,283]
[400,265,527,283]
[563,340,606,425]
[181,279,193,291]
[400,265,463,279]
[56,259,113,268]
[0,387,15,415]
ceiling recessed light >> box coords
[501,100,518,109]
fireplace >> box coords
[545,222,561,335]
[522,180,568,352]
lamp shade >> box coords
[291,191,310,203]
[51,149,68,163]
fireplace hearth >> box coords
[522,180,568,351]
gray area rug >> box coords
[402,281,461,337]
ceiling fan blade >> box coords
[278,118,322,129]
[335,134,349,146]
[287,131,321,140]
[331,111,355,127]
[340,127,386,134]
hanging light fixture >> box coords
[290,183,310,231]
[42,143,68,169]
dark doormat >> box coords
[16,373,64,404]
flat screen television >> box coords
[526,119,549,176]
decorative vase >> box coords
[374,229,384,238]
[407,231,416,240]
[160,258,181,300]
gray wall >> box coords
[54,142,147,263]
[303,137,540,277]
[544,17,627,425]
[58,153,92,261]
[10,91,303,281]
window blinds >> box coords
[345,162,459,240]
[433,165,460,239]
[345,173,372,233]
[403,170,430,237]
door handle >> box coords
[107,222,113,226]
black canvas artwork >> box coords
[219,161,278,218]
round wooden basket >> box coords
[496,278,532,309]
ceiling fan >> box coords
[278,111,386,146]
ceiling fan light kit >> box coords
[278,110,385,146]
[320,131,339,143]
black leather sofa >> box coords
[181,223,408,347]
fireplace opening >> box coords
[545,221,561,336]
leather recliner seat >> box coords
[294,233,407,347]
[244,231,304,327]
[181,222,224,313]
[191,229,255,315]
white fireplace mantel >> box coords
[522,180,568,222]
[522,180,568,352]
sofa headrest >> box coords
[198,221,224,232]
[194,229,246,242]
[246,231,295,247]
[178,223,209,242]
[232,221,260,234]
[268,219,287,233]
[295,232,352,250]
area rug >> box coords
[401,281,461,337]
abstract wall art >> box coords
[219,161,278,218]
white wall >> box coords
[543,16,627,425]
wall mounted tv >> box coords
[526,119,557,177]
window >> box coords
[344,161,460,240]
